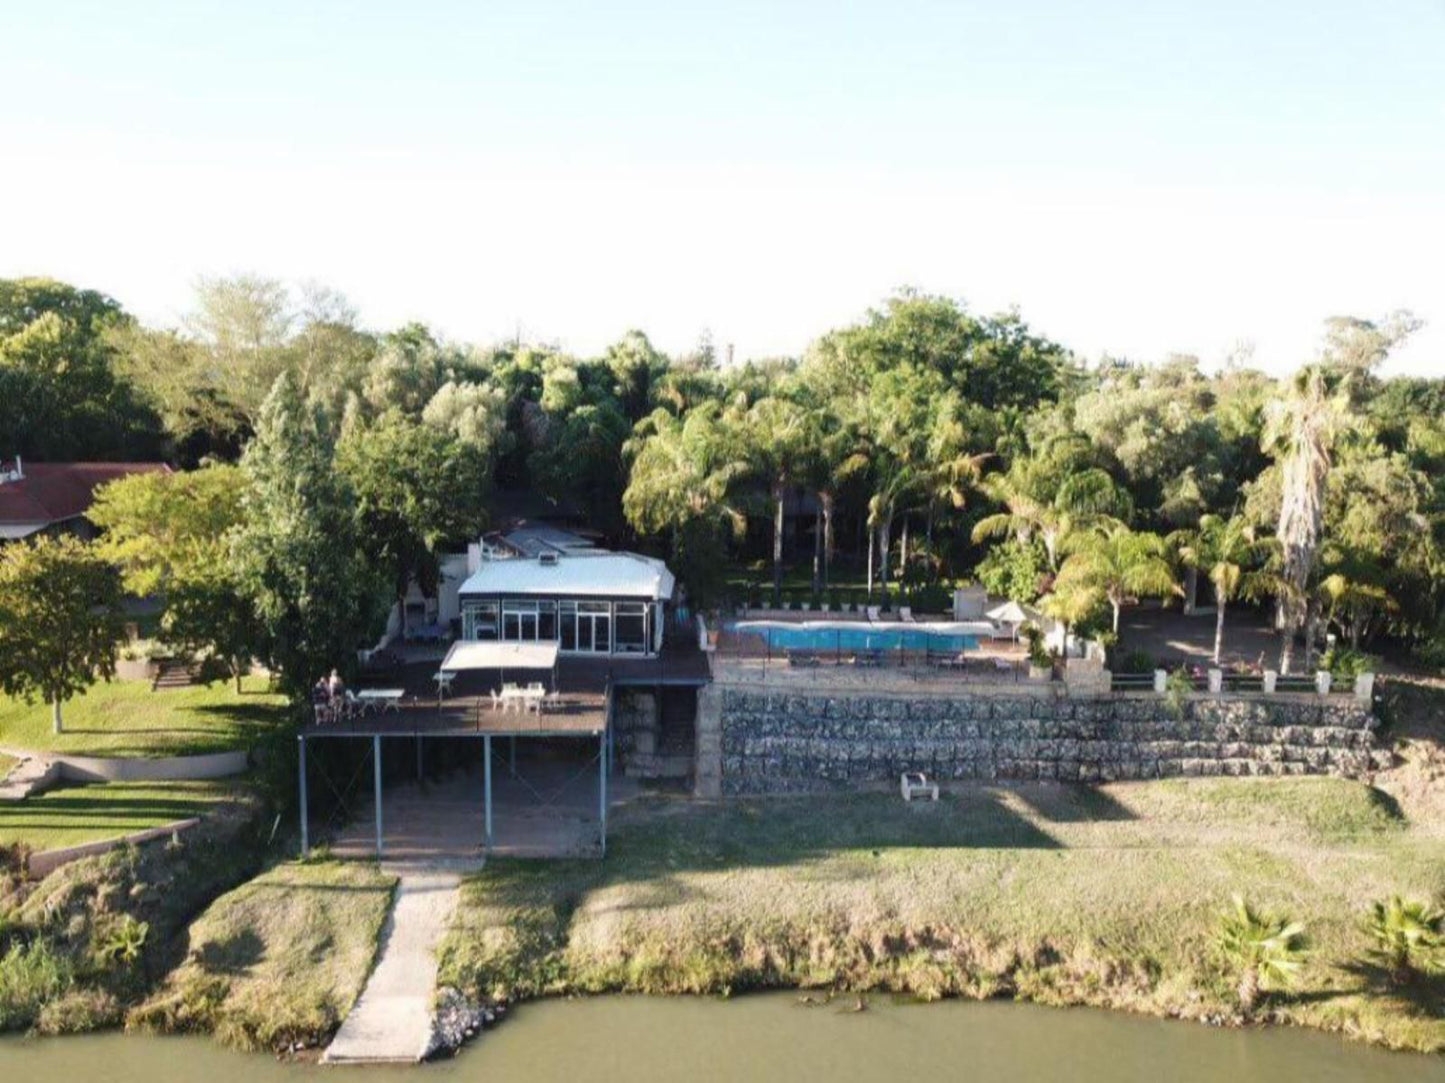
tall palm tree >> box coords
[741,394,811,607]
[972,437,1131,572]
[623,403,748,555]
[1262,366,1354,673]
[1173,513,1275,664]
[1055,524,1179,635]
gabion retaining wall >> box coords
[718,688,1385,795]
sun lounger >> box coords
[899,606,914,622]
[865,606,881,622]
[786,649,820,668]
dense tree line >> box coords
[2,275,1442,709]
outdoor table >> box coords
[357,689,405,713]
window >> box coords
[559,601,577,651]
[463,601,498,640]
[615,601,647,653]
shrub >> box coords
[1022,624,1050,669]
[0,937,75,1030]
[1411,635,1445,673]
[1215,895,1307,1016]
[1365,896,1443,985]
[1320,647,1378,680]
[1114,649,1154,675]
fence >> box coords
[714,625,1030,684]
[1110,669,1355,695]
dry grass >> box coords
[129,860,396,1052]
[439,777,1445,1055]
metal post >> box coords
[599,729,608,857]
[298,736,309,858]
[509,735,517,778]
[373,734,383,858]
[484,735,493,850]
[415,735,423,782]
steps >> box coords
[151,659,196,691]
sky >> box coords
[1,1,1442,375]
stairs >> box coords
[151,659,197,691]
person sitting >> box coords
[327,669,345,699]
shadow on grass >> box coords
[1010,783,1137,823]
[1338,959,1445,1019]
[195,928,266,976]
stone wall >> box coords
[717,687,1385,795]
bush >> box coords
[0,938,75,1030]
[1365,896,1444,984]
[1321,647,1377,680]
[1114,649,1154,675]
[1411,636,1445,673]
[1215,895,1307,1016]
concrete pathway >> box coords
[0,750,58,802]
[322,867,463,1065]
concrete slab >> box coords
[322,869,460,1065]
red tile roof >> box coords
[0,461,171,529]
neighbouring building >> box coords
[0,458,170,542]
[457,525,676,657]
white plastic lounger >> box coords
[900,772,939,802]
[865,606,881,622]
[898,606,914,622]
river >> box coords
[1,995,1440,1081]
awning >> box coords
[439,640,560,672]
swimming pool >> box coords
[726,619,990,654]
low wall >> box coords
[714,686,1385,795]
[55,749,250,783]
[27,817,201,879]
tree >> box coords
[186,274,297,426]
[1173,514,1274,664]
[1216,895,1308,1017]
[337,412,489,619]
[975,536,1048,604]
[623,403,748,605]
[741,394,811,606]
[90,465,249,597]
[232,375,382,696]
[0,536,123,733]
[163,561,267,693]
[1055,524,1177,636]
[1262,366,1355,673]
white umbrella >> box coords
[985,600,1034,640]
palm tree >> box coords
[741,395,811,607]
[1173,514,1275,664]
[1262,366,1355,673]
[1055,524,1179,635]
[1366,896,1444,985]
[1318,569,1395,651]
[972,437,1130,572]
[1039,579,1106,655]
[623,403,748,560]
[1217,895,1308,1016]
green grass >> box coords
[0,753,16,781]
[130,861,396,1052]
[0,781,242,851]
[0,676,288,758]
[438,776,1445,1055]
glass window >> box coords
[463,601,498,640]
[615,601,646,653]
[559,601,577,650]
[538,601,557,642]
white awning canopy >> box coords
[985,600,1035,625]
[439,640,560,673]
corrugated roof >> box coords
[459,550,675,601]
[0,462,171,535]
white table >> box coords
[356,689,405,714]
[498,686,546,713]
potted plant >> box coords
[1023,623,1051,679]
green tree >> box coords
[1173,514,1274,664]
[232,375,381,696]
[90,465,249,597]
[741,394,811,606]
[0,536,123,733]
[337,412,489,618]
[1055,524,1177,636]
[1216,895,1308,1016]
[163,560,266,693]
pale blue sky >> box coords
[2,1,1442,372]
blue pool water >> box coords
[729,621,980,654]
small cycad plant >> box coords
[1366,895,1443,985]
[98,914,149,968]
[1216,894,1308,1016]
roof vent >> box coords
[538,552,560,566]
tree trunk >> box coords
[1303,600,1320,671]
[899,516,910,580]
[879,516,893,597]
[820,490,835,590]
[1280,626,1296,676]
[51,697,63,735]
[1237,968,1260,1017]
[811,498,823,597]
[771,484,785,607]
[1213,599,1227,665]
[866,526,875,600]
[1111,599,1121,635]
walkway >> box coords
[322,868,462,1065]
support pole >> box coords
[484,735,493,850]
[373,734,383,858]
[509,735,517,778]
[415,735,423,782]
[599,729,608,857]
[298,736,309,858]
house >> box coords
[457,525,676,657]
[0,458,171,541]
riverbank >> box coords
[437,777,1445,1055]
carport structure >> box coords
[298,641,613,860]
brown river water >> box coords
[1,994,1441,1081]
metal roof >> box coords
[458,550,675,601]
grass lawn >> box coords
[439,776,1445,1055]
[130,860,396,1051]
[0,676,288,758]
[0,781,243,851]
